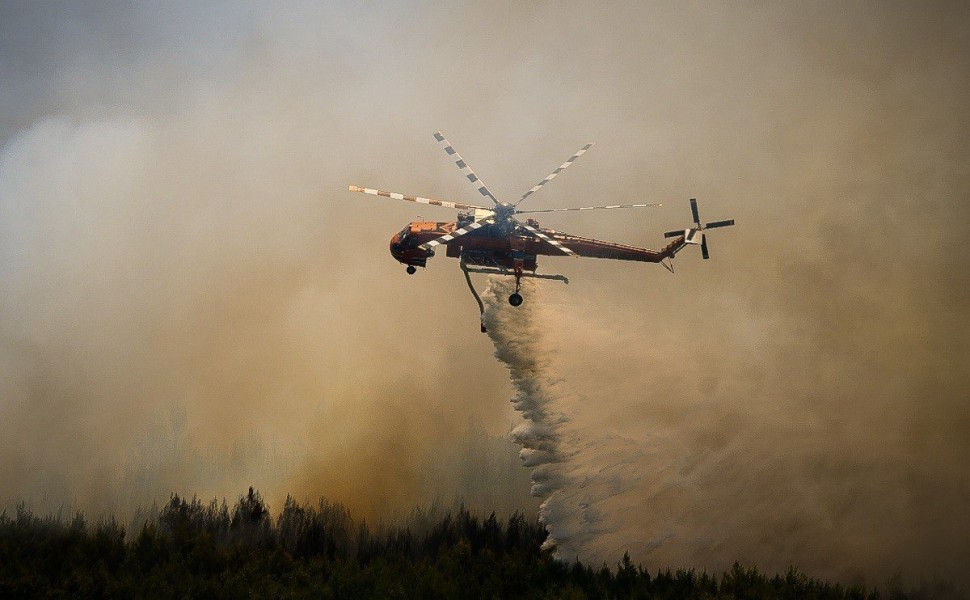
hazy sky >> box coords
[1,0,968,588]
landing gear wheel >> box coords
[406,265,416,275]
[508,293,523,307]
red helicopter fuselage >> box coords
[390,221,539,270]
[389,219,682,271]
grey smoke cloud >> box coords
[1,0,969,588]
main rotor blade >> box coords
[349,186,492,213]
[518,222,579,258]
[419,216,494,251]
[434,131,499,205]
[701,234,710,259]
[517,202,660,214]
[514,143,594,207]
[704,219,735,229]
[690,198,700,225]
[663,230,684,239]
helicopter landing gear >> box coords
[508,293,523,306]
[406,265,416,275]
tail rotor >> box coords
[663,198,735,260]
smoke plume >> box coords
[2,1,969,589]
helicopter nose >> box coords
[389,233,405,260]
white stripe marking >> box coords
[516,143,594,206]
[420,218,493,250]
[349,185,491,212]
[521,223,578,257]
[434,131,498,204]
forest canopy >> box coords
[1,488,961,599]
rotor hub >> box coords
[494,203,515,220]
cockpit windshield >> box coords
[399,226,411,240]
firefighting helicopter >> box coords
[349,131,735,332]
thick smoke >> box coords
[2,1,969,589]
[0,2,535,523]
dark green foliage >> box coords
[0,490,962,599]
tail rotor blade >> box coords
[666,199,734,259]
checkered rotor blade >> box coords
[419,216,494,252]
[514,143,594,207]
[519,222,579,258]
[348,186,492,212]
[517,201,661,214]
[433,131,499,205]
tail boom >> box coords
[541,230,684,263]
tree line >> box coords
[0,488,961,599]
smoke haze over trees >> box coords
[5,490,959,599]
[1,0,968,589]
